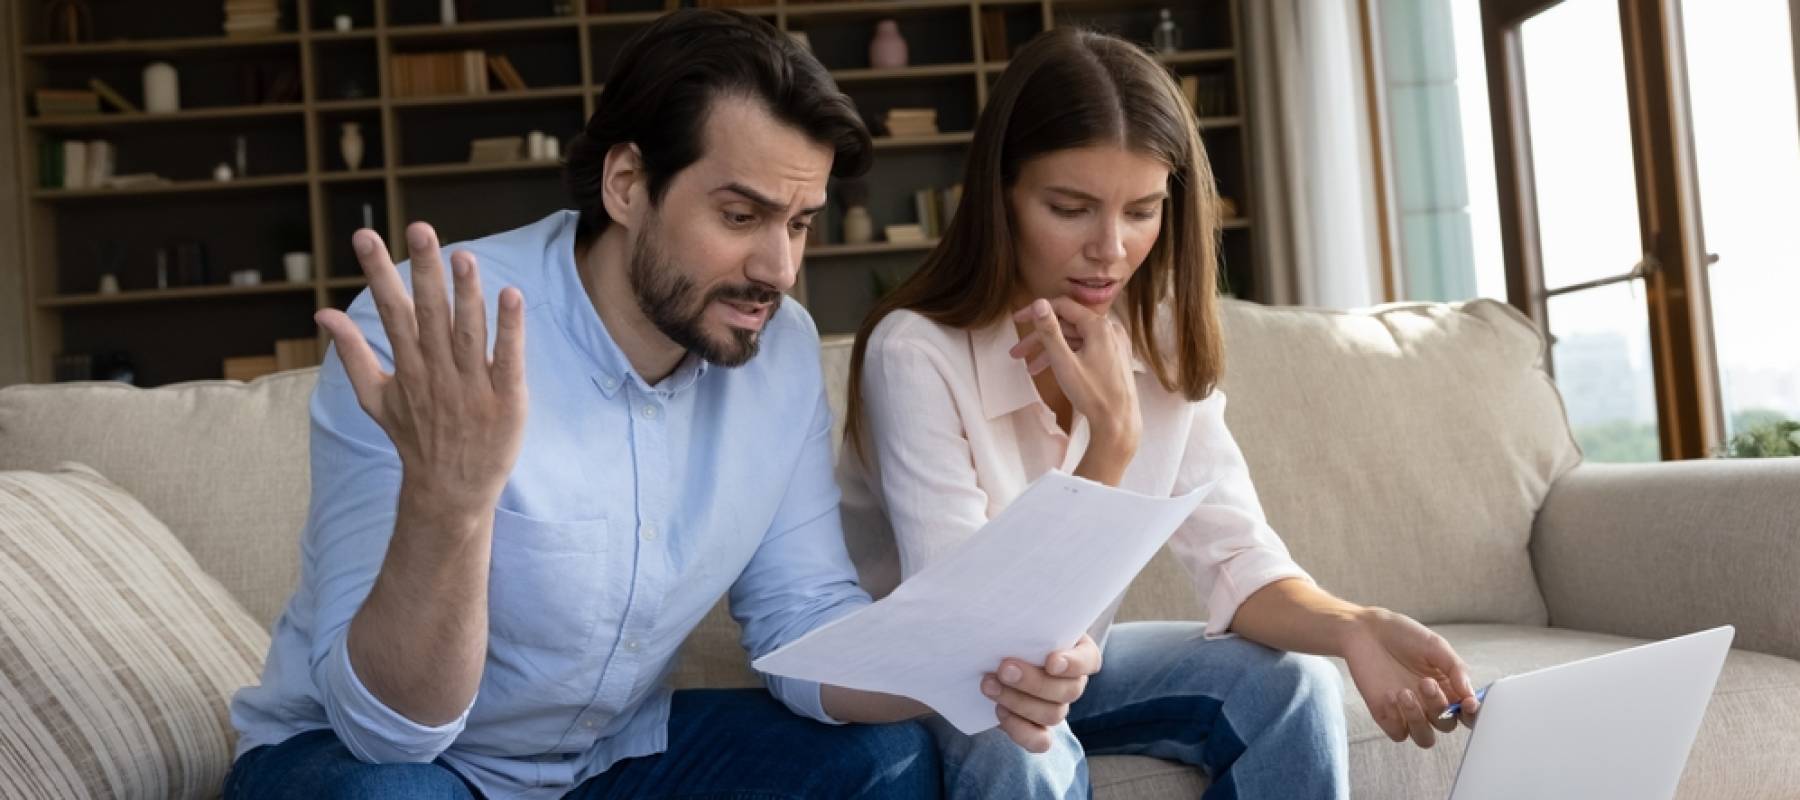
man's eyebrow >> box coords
[717,182,827,216]
[1046,185,1169,205]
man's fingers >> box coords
[995,705,1054,754]
[449,250,488,377]
[352,228,422,376]
[316,309,387,412]
[491,288,527,398]
[983,675,1068,728]
[405,222,455,369]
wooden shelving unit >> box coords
[10,0,1258,385]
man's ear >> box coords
[601,142,647,229]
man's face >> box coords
[627,95,832,367]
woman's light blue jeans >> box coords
[930,621,1351,799]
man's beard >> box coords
[628,217,782,368]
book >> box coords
[488,54,528,91]
[941,183,962,226]
[223,355,279,382]
[34,88,100,116]
[61,141,88,190]
[275,338,322,371]
[84,140,115,187]
[87,79,138,112]
[884,223,927,244]
[469,135,524,163]
[981,9,1010,62]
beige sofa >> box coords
[3,298,1797,799]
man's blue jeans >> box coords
[930,621,1351,800]
[223,689,938,798]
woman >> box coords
[838,27,1481,798]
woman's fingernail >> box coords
[1034,299,1051,317]
[1001,665,1023,685]
[354,233,373,255]
[982,678,1001,697]
[1049,656,1067,676]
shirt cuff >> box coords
[1202,549,1315,640]
[319,636,473,763]
[765,674,846,726]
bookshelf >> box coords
[10,0,1259,386]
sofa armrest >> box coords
[1531,458,1800,661]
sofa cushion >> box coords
[1135,299,1583,627]
[0,463,271,799]
[0,370,315,627]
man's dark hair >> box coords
[565,9,873,243]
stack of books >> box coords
[33,89,100,117]
[38,140,116,189]
[223,0,281,37]
[911,183,962,239]
[883,107,939,138]
[391,50,493,98]
[468,136,524,163]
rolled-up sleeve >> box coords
[1167,390,1314,638]
[730,346,872,725]
[302,290,473,762]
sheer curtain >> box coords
[1243,0,1385,309]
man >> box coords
[226,10,1101,798]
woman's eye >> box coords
[1128,208,1159,221]
[791,219,814,234]
[1051,205,1085,218]
[724,212,756,227]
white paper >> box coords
[753,471,1214,734]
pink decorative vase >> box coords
[869,19,908,69]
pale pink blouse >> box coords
[837,308,1314,640]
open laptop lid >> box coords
[1448,625,1734,800]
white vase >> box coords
[843,205,874,244]
[339,122,364,171]
[143,62,179,113]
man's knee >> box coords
[226,730,474,800]
[321,761,474,800]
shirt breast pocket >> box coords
[487,507,612,651]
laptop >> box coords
[1448,625,1734,800]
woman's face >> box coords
[1007,144,1171,315]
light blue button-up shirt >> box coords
[230,210,872,798]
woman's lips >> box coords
[1067,277,1119,306]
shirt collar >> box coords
[544,211,710,399]
[969,311,1148,421]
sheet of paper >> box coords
[753,470,1215,734]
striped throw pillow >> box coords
[0,463,271,799]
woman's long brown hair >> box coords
[843,27,1225,458]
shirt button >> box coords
[602,378,619,392]
[624,639,641,652]
[583,718,597,729]
[642,524,659,541]
[641,404,659,419]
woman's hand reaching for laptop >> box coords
[1342,607,1482,749]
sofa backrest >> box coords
[0,370,313,627]
[0,298,1581,679]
